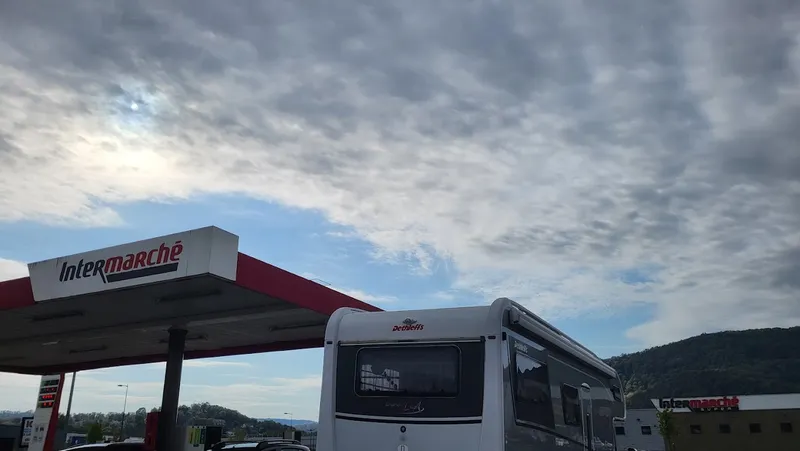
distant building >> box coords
[614,393,799,451]
[614,408,664,451]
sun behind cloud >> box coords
[0,0,798,349]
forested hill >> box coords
[605,326,800,408]
[0,403,293,438]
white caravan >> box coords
[317,298,626,451]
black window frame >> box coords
[640,425,652,435]
[615,426,626,435]
[690,424,702,434]
[719,423,731,434]
[749,423,762,433]
[511,348,555,429]
[780,422,793,433]
[334,341,485,419]
[354,344,461,398]
[560,384,582,427]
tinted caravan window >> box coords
[356,345,459,397]
[561,384,582,427]
[611,385,622,402]
[513,352,555,428]
[335,341,484,419]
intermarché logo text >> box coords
[58,241,183,284]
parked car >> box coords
[208,439,310,451]
[64,444,148,451]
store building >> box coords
[614,408,664,451]
[650,393,800,451]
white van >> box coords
[317,298,626,451]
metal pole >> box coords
[118,384,129,441]
[157,327,187,451]
[64,372,77,430]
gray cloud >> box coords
[0,0,798,346]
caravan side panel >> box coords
[502,327,617,451]
[318,308,364,451]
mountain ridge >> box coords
[604,326,800,408]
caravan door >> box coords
[580,383,594,451]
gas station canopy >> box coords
[0,226,381,375]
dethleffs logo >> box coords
[392,318,424,332]
[659,396,740,413]
[58,241,184,284]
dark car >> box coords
[65,444,148,451]
[208,439,310,451]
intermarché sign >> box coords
[658,396,740,412]
[57,241,184,284]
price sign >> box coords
[28,375,63,451]
[19,417,33,448]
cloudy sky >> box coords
[1,0,798,420]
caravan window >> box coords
[513,352,555,428]
[355,345,460,397]
[611,385,622,402]
[560,384,582,427]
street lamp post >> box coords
[118,384,129,441]
[64,372,77,430]
[284,412,293,429]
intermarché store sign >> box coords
[658,396,741,412]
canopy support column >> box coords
[157,327,187,451]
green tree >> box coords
[232,427,246,441]
[656,408,678,451]
[37,402,301,441]
[87,423,103,444]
